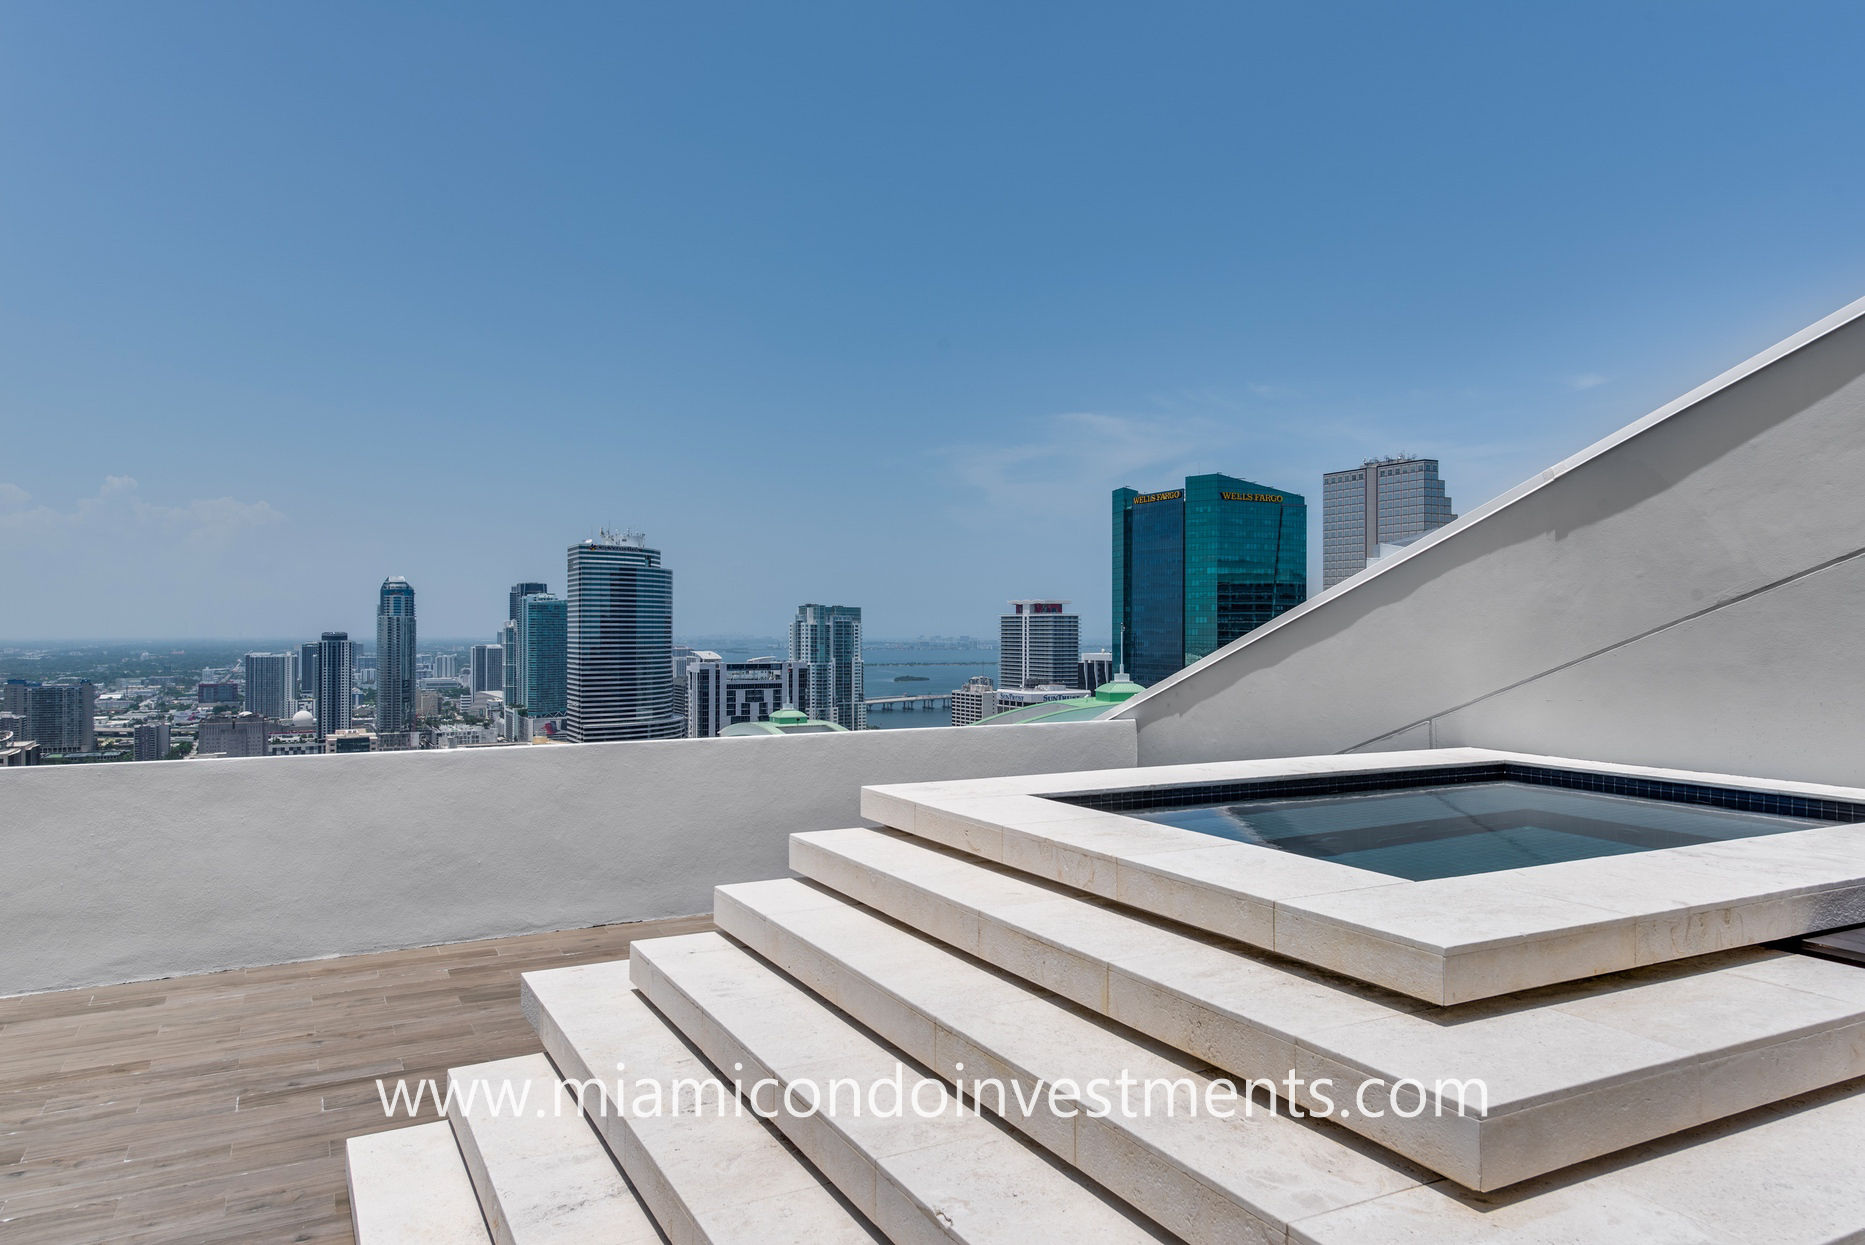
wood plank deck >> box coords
[0,914,713,1244]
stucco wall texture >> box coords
[1,721,1136,996]
[1119,295,1865,789]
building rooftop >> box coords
[0,915,707,1244]
[974,675,1144,725]
[720,705,848,735]
[11,296,1865,1242]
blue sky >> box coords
[4,2,1864,641]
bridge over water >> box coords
[864,693,950,711]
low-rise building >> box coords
[950,676,998,727]
[196,712,267,759]
[436,724,499,748]
[1076,651,1114,691]
[973,676,1142,725]
[994,685,1087,711]
[267,733,321,757]
[686,656,812,737]
[0,729,40,766]
[324,729,377,754]
[719,706,848,736]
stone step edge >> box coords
[629,930,1173,1244]
[714,877,1434,1245]
[345,1121,493,1245]
[444,1053,662,1245]
[788,825,1865,1191]
[520,960,882,1245]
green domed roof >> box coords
[720,704,849,735]
[1093,677,1144,703]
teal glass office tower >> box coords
[1112,473,1306,686]
[513,593,568,717]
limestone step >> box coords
[629,930,1178,1245]
[345,1121,492,1245]
[859,759,1865,1007]
[713,875,1431,1245]
[521,959,882,1245]
[790,826,1865,1190]
[1293,1078,1865,1245]
[444,1053,662,1245]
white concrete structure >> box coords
[1114,295,1865,788]
[858,749,1865,1003]
[345,746,1865,1242]
[950,675,997,726]
[0,721,1135,996]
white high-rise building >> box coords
[1321,456,1457,589]
[1000,600,1081,690]
[685,656,812,737]
[242,653,296,721]
[790,604,864,730]
[950,675,998,727]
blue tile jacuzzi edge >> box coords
[1044,762,1865,825]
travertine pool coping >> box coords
[859,748,1865,1004]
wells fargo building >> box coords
[1112,473,1306,686]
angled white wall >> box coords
[1117,296,1865,787]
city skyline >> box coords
[9,7,1865,639]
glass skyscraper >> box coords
[1321,457,1457,589]
[375,577,417,737]
[298,641,319,697]
[469,643,504,694]
[509,581,547,624]
[565,533,684,742]
[502,581,546,716]
[313,631,354,740]
[513,593,568,717]
[790,603,865,730]
[1112,473,1306,686]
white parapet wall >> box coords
[1115,294,1865,787]
[0,721,1136,997]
